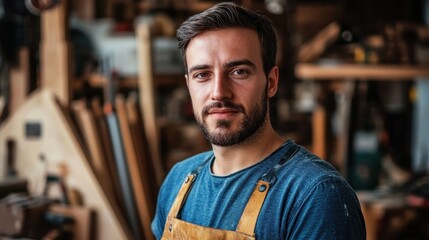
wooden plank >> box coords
[136,23,165,188]
[126,93,157,201]
[40,0,71,104]
[40,42,71,105]
[296,63,429,80]
[105,106,142,240]
[126,93,156,238]
[40,0,68,43]
[71,100,117,208]
[70,100,91,163]
[312,105,326,160]
[0,89,131,240]
[90,98,126,214]
[334,82,355,176]
[115,94,154,240]
[9,48,30,114]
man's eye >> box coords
[197,73,208,78]
[194,72,210,79]
[231,69,250,77]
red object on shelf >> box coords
[407,194,429,208]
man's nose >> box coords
[211,74,232,101]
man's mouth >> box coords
[206,108,240,119]
[208,108,239,114]
[203,102,244,118]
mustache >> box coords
[202,101,245,116]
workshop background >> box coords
[1,0,429,239]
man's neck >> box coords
[211,126,285,176]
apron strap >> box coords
[236,143,300,236]
[165,154,213,219]
[236,179,270,236]
[166,173,197,218]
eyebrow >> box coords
[188,59,256,74]
[225,59,256,70]
[188,64,210,74]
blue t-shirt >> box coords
[152,140,366,239]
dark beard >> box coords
[196,89,268,147]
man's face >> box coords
[185,28,278,147]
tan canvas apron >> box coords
[161,143,299,240]
[161,173,269,240]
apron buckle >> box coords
[259,168,277,186]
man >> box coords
[152,2,366,239]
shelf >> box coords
[87,73,185,89]
[296,63,429,80]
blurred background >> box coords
[0,0,429,239]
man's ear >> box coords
[267,66,279,98]
[185,74,189,87]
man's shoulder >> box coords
[276,144,349,192]
[288,146,341,179]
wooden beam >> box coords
[312,105,326,160]
[71,100,117,207]
[125,93,158,202]
[296,63,429,80]
[136,23,165,188]
[116,94,154,240]
[40,0,71,105]
[90,98,127,215]
[105,106,142,239]
[9,48,30,114]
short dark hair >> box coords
[176,2,277,76]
